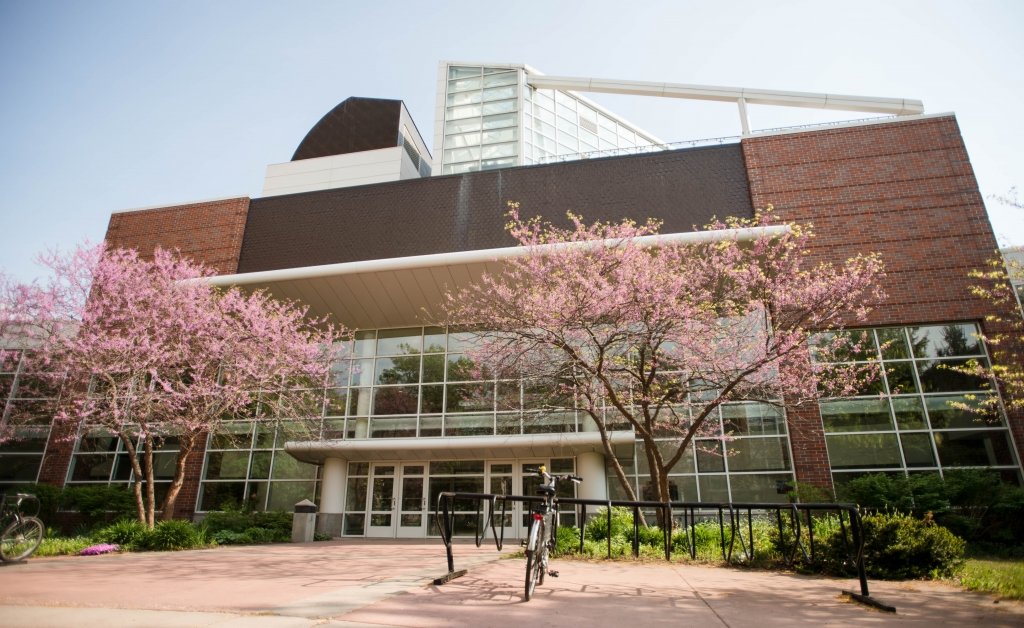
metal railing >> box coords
[434,492,894,611]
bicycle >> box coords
[523,466,581,601]
[0,493,45,562]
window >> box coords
[812,323,1021,485]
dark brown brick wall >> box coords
[104,197,250,275]
[742,115,1024,487]
[239,144,755,273]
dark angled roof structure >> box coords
[291,97,403,161]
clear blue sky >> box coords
[2,0,1022,282]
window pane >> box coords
[698,475,729,502]
[725,437,791,472]
[271,454,317,480]
[375,356,420,385]
[926,394,1003,428]
[908,324,982,358]
[917,359,989,392]
[0,455,42,482]
[419,414,442,437]
[369,416,417,438]
[444,413,493,437]
[819,398,893,432]
[826,433,902,469]
[900,433,936,467]
[876,327,910,360]
[429,460,484,475]
[204,451,250,480]
[267,481,316,511]
[729,473,793,503]
[200,482,246,511]
[445,382,493,413]
[722,403,785,435]
[934,430,1016,467]
[696,440,725,472]
[372,386,418,415]
[892,396,927,430]
[884,361,918,394]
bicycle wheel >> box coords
[0,516,44,562]
[524,520,544,601]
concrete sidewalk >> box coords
[1,539,1021,627]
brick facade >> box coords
[18,113,1022,518]
[741,114,1024,487]
[31,198,252,496]
[104,197,250,274]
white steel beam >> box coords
[526,75,924,116]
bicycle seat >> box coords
[536,484,556,496]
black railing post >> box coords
[578,504,586,554]
[849,507,870,597]
[632,505,640,558]
[606,501,613,559]
[663,503,672,561]
[443,495,455,574]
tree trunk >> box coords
[143,437,155,528]
[118,431,148,527]
[159,433,196,520]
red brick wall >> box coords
[742,114,1024,487]
[104,197,250,275]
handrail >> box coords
[433,493,891,611]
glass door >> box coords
[520,460,546,536]
[397,464,426,537]
[487,461,517,539]
[366,464,397,537]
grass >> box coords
[34,535,94,557]
[955,558,1024,600]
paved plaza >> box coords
[0,539,1021,627]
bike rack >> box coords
[432,493,894,612]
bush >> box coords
[61,485,136,527]
[839,470,1024,547]
[242,526,283,544]
[583,506,634,542]
[672,520,729,560]
[10,482,63,523]
[94,519,150,550]
[143,519,203,551]
[553,524,581,555]
[211,529,250,545]
[819,512,965,579]
[204,509,292,539]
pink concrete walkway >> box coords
[0,540,1021,627]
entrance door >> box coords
[397,464,426,538]
[487,461,517,539]
[366,464,397,537]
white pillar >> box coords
[320,457,347,513]
[317,457,347,537]
[576,451,607,501]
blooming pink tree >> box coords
[5,245,343,527]
[444,203,885,506]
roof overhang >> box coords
[284,430,636,464]
[207,225,790,329]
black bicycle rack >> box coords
[433,493,894,613]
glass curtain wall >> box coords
[441,64,665,174]
[0,350,55,489]
[442,66,521,175]
[522,85,662,165]
[811,323,1022,487]
[607,401,795,504]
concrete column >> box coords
[576,451,607,501]
[317,457,347,537]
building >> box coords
[1,62,1022,538]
